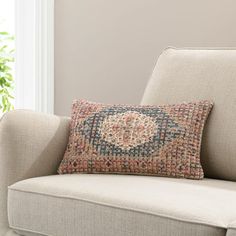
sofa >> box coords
[1,47,236,236]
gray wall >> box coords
[55,0,236,116]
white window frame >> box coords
[15,0,54,113]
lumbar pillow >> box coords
[58,99,213,179]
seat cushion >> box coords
[7,174,235,236]
[141,47,236,181]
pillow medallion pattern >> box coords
[58,99,213,179]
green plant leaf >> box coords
[0,31,15,113]
[0,32,9,35]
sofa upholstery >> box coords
[0,111,70,236]
[8,174,236,236]
[141,47,236,181]
[1,48,236,236]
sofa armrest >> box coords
[0,110,70,234]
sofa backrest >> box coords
[141,47,236,181]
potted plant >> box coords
[0,31,14,117]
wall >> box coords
[55,0,236,115]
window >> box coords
[0,0,15,114]
[0,0,54,115]
[15,0,54,114]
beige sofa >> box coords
[1,48,236,236]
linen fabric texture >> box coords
[0,110,70,236]
[8,174,234,236]
[141,47,236,181]
[58,99,213,179]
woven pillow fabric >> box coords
[58,100,213,179]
